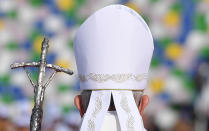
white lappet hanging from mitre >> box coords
[74,4,154,131]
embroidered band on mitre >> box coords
[74,4,154,131]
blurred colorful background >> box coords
[0,0,209,131]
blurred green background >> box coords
[0,0,209,131]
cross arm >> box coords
[10,62,38,88]
[11,62,73,75]
[46,64,73,75]
[10,62,40,69]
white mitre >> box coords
[74,4,154,131]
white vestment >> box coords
[82,111,147,131]
[101,111,121,131]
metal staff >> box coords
[10,37,73,131]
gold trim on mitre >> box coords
[79,73,147,83]
[89,89,144,92]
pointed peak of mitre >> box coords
[75,4,154,50]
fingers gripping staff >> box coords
[74,5,154,131]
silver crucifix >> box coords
[10,37,73,131]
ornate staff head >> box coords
[11,37,73,131]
